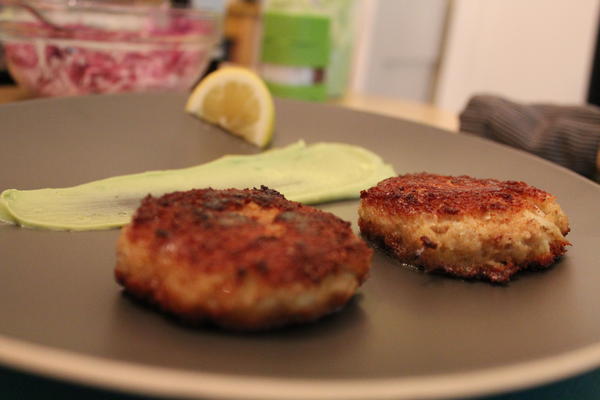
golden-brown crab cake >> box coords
[358,173,570,283]
[115,186,372,330]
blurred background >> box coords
[353,0,599,113]
[174,0,600,112]
[1,0,599,111]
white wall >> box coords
[351,0,448,102]
[435,0,600,113]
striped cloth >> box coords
[459,95,600,180]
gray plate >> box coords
[1,93,600,400]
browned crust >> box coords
[360,173,553,217]
[360,220,568,283]
[121,186,371,287]
[115,187,372,329]
[358,173,571,283]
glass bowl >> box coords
[0,1,221,97]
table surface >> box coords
[0,86,597,400]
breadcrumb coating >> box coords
[358,173,570,283]
[116,187,372,330]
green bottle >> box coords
[260,0,355,102]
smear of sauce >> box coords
[0,141,395,231]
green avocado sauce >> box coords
[0,141,395,231]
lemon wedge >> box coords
[186,67,275,148]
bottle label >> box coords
[261,11,330,67]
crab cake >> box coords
[358,173,570,283]
[115,186,372,330]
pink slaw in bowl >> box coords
[0,1,221,96]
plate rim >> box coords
[2,333,600,400]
